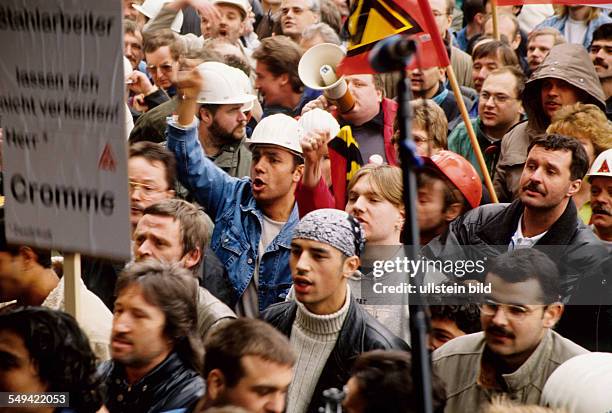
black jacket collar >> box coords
[477,198,579,246]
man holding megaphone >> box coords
[299,43,398,165]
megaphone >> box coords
[298,43,355,114]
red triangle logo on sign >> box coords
[598,159,610,174]
[98,143,117,172]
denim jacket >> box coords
[535,13,612,49]
[167,120,297,311]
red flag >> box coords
[496,0,609,5]
[337,0,450,75]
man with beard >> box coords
[590,23,612,119]
[195,61,256,178]
[433,248,587,412]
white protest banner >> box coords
[0,1,130,261]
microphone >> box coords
[369,34,417,73]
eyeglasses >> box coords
[128,181,165,199]
[479,92,517,105]
[478,299,545,321]
[432,10,448,18]
[146,63,175,74]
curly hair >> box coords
[0,307,103,412]
[547,103,612,158]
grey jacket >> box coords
[432,330,587,413]
[494,43,606,202]
[197,286,236,342]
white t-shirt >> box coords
[235,215,286,317]
[564,17,588,45]
[509,215,548,251]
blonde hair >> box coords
[547,103,612,157]
[347,164,404,210]
[557,6,600,23]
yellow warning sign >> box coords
[347,0,421,54]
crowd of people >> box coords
[1,0,612,411]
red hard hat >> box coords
[421,150,483,209]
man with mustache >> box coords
[100,260,205,412]
[590,23,612,120]
[587,149,612,249]
[262,208,408,413]
[494,43,606,202]
[427,135,609,308]
[433,248,587,412]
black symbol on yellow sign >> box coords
[346,0,422,56]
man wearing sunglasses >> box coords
[432,248,587,412]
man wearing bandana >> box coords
[262,208,409,413]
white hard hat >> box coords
[542,352,612,413]
[298,108,340,138]
[232,67,256,112]
[133,0,184,33]
[212,0,250,17]
[587,148,612,181]
[245,114,304,155]
[196,62,256,106]
[123,56,133,81]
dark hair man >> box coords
[494,43,606,202]
[0,214,112,362]
[167,67,305,316]
[454,0,485,52]
[433,249,587,412]
[428,135,608,304]
[100,260,205,412]
[252,36,320,117]
[449,66,525,180]
[194,318,296,413]
[590,23,612,119]
[471,40,519,94]
[429,303,481,351]
[417,151,483,246]
[408,65,474,129]
[0,307,104,412]
[263,209,408,413]
[343,350,447,413]
[134,199,237,340]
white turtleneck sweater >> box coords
[286,287,351,413]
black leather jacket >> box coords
[262,297,409,413]
[99,352,204,413]
[423,199,608,301]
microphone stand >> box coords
[370,37,434,413]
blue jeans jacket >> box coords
[167,121,298,311]
[536,13,612,49]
